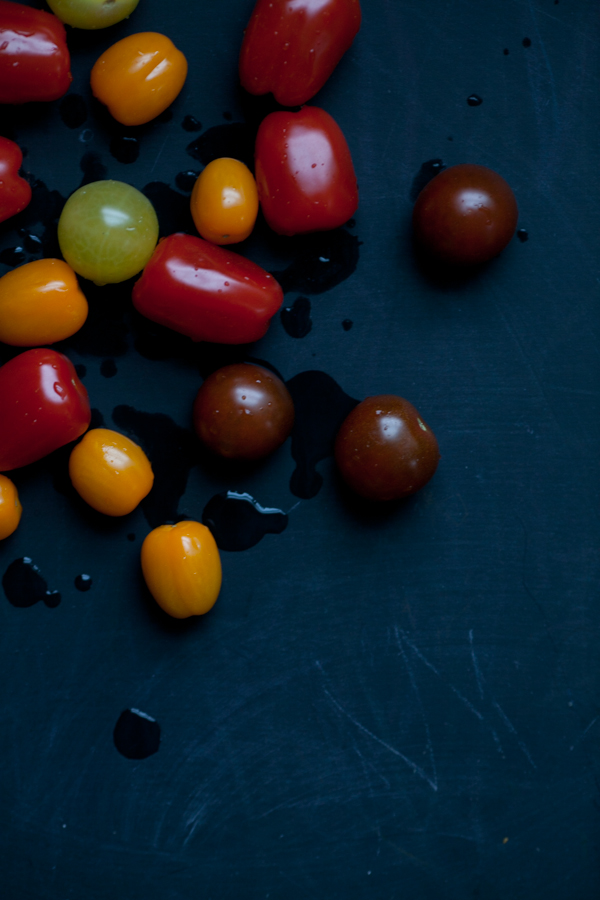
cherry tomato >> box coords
[0,0,71,104]
[240,0,362,107]
[0,474,22,539]
[334,395,440,501]
[412,164,519,266]
[141,521,222,619]
[0,349,91,472]
[193,363,295,460]
[0,137,31,224]
[69,428,153,516]
[58,180,159,285]
[132,233,283,344]
[190,158,259,246]
[90,32,188,126]
[0,259,88,346]
[46,0,140,30]
[254,106,358,236]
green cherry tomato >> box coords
[46,0,140,30]
[58,180,159,285]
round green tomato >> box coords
[58,181,158,285]
[46,0,140,30]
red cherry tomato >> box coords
[0,349,91,472]
[239,0,362,107]
[132,233,283,345]
[255,106,358,236]
[0,0,71,104]
[412,164,519,266]
[0,137,31,224]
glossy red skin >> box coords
[0,137,31,223]
[239,0,362,107]
[255,106,358,236]
[194,363,295,460]
[0,349,91,472]
[132,233,283,345]
[0,0,71,104]
[334,395,440,502]
[412,164,518,266]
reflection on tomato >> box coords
[334,395,440,501]
[141,521,222,619]
[0,0,71,104]
[412,164,519,265]
[193,363,295,460]
[69,429,154,516]
[47,0,140,30]
[255,106,358,236]
[190,158,259,246]
[91,32,188,126]
[0,474,22,540]
[0,137,31,224]
[239,0,362,107]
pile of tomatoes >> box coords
[0,0,519,618]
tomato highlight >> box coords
[0,0,71,104]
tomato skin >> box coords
[0,349,91,472]
[141,521,222,619]
[0,0,71,104]
[90,32,188,126]
[412,164,519,265]
[254,106,358,236]
[69,428,153,516]
[190,158,259,246]
[46,0,140,31]
[0,474,22,540]
[0,137,31,224]
[0,259,88,346]
[132,233,283,344]
[239,0,362,107]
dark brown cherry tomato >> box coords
[334,395,440,501]
[412,164,518,266]
[193,363,294,460]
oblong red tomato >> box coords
[0,349,91,471]
[0,137,31,224]
[132,233,283,344]
[239,0,362,107]
[0,0,71,104]
[255,106,358,236]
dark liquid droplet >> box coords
[271,229,360,295]
[522,37,532,47]
[503,48,510,55]
[182,115,202,132]
[223,111,233,121]
[18,230,43,254]
[285,371,359,499]
[203,492,288,551]
[410,159,445,202]
[342,319,353,331]
[281,296,312,338]
[100,358,117,378]
[517,228,529,242]
[127,533,136,542]
[110,136,140,165]
[59,94,87,129]
[0,247,26,266]
[3,557,61,608]
[79,151,107,187]
[9,177,65,259]
[467,94,483,107]
[186,123,255,170]
[175,170,199,192]
[75,573,92,591]
[113,709,160,759]
[74,363,86,378]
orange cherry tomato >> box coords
[69,428,154,516]
[190,158,259,245]
[90,32,188,126]
[0,258,88,346]
[140,521,222,619]
[0,474,22,539]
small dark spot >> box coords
[447,135,453,141]
[127,533,136,542]
[342,319,353,331]
[175,170,199,193]
[100,359,117,378]
[113,709,160,759]
[410,159,446,202]
[3,558,61,608]
[223,111,233,121]
[522,37,532,47]
[110,135,139,165]
[0,247,26,266]
[59,94,87,129]
[467,94,483,107]
[182,115,202,132]
[74,363,87,378]
[517,228,529,242]
[503,48,510,55]
[281,296,312,338]
[75,574,92,592]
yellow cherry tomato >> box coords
[0,474,22,539]
[190,158,259,245]
[141,521,222,619]
[0,258,88,346]
[69,428,154,516]
[90,32,188,126]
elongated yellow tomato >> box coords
[90,32,188,126]
[69,428,153,516]
[0,474,22,539]
[0,258,88,346]
[190,158,259,245]
[141,521,222,618]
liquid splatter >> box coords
[3,558,61,608]
[113,709,160,759]
[74,363,86,378]
[0,246,26,266]
[182,115,202,132]
[281,296,312,338]
[142,182,195,237]
[175,170,199,192]
[18,230,43,254]
[203,492,288,551]
[271,229,360,295]
[79,151,107,187]
[410,159,445,202]
[467,95,483,107]
[74,574,92,592]
[503,48,510,55]
[186,123,255,170]
[110,136,139,165]
[100,359,117,378]
[59,94,87,129]
[342,319,353,331]
[517,228,529,243]
[522,37,532,48]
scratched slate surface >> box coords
[0,0,599,897]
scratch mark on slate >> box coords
[469,629,486,699]
[395,628,438,790]
[569,716,599,752]
[492,700,537,769]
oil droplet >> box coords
[75,574,92,592]
[467,94,483,106]
[113,709,160,759]
[280,296,312,338]
[517,228,529,242]
[2,558,61,608]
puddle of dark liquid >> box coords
[142,181,196,237]
[0,246,26,266]
[342,319,353,331]
[59,94,87,129]
[79,151,107,187]
[127,533,136,542]
[410,159,445,202]
[113,709,160,759]
[3,558,61,608]
[285,371,359,499]
[182,114,202,132]
[186,122,255,170]
[203,491,288,551]
[100,359,117,378]
[467,95,483,107]
[64,278,132,358]
[8,177,65,259]
[175,170,199,192]
[75,363,86,378]
[271,229,360,295]
[522,37,532,47]
[110,136,139,164]
[75,574,92,592]
[223,111,233,121]
[503,48,510,55]
[281,296,312,338]
[517,228,529,242]
[18,229,43,254]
